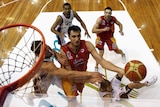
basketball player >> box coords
[99,74,158,102]
[92,6,126,70]
[51,3,90,46]
[60,25,125,99]
[27,40,104,105]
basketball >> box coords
[124,60,147,82]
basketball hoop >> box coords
[0,24,46,106]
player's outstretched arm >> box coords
[50,15,63,37]
[115,19,124,35]
[86,41,124,76]
[74,11,91,38]
[40,62,104,84]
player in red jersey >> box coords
[92,6,126,70]
[26,40,104,106]
[60,25,125,100]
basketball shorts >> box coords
[95,36,118,50]
[56,35,66,46]
[62,78,79,97]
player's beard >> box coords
[74,40,80,47]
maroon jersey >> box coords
[97,16,116,40]
[61,40,90,71]
[61,40,90,93]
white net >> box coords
[0,24,46,106]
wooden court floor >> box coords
[0,0,160,63]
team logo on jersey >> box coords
[101,20,106,25]
[80,48,85,53]
[64,20,72,26]
[73,58,84,67]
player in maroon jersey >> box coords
[26,40,104,106]
[60,25,124,99]
[92,6,126,70]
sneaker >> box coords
[121,53,126,64]
[146,75,158,86]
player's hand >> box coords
[119,31,124,35]
[57,57,70,66]
[87,72,105,84]
[84,31,91,38]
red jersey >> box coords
[97,16,116,40]
[61,40,90,93]
[61,40,90,71]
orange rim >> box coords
[0,24,46,106]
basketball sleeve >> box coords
[111,76,121,102]
[111,76,121,93]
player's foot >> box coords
[121,53,126,64]
[146,75,158,86]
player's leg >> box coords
[56,35,62,45]
[95,49,104,69]
[62,78,78,100]
[95,37,105,71]
[108,37,126,63]
[55,27,66,46]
